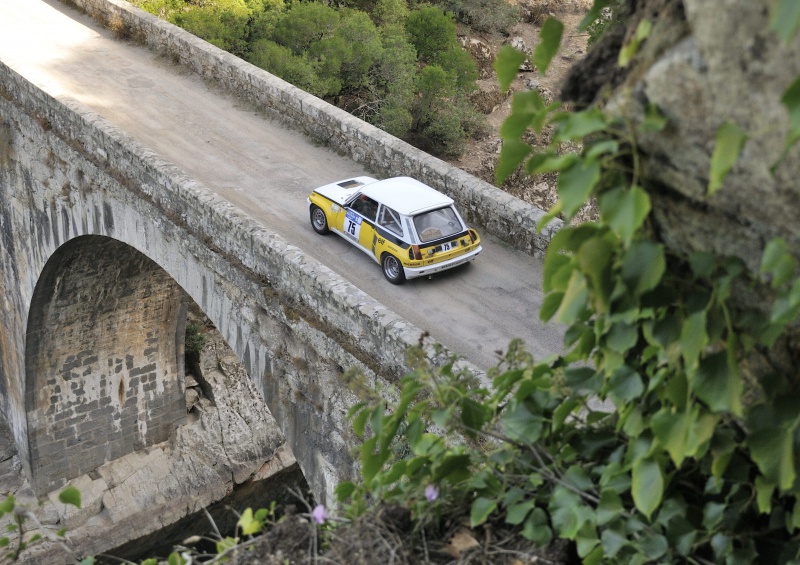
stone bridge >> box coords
[0,0,559,533]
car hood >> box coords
[313,176,377,206]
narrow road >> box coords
[0,0,565,370]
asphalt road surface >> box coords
[0,0,565,371]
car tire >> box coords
[310,205,330,235]
[381,253,406,285]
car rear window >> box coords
[413,207,463,242]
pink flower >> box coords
[425,484,439,502]
[312,504,328,524]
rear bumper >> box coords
[403,246,482,279]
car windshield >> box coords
[413,206,463,242]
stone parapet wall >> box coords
[67,0,561,256]
[0,55,475,502]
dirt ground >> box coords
[452,0,593,217]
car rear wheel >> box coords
[381,253,406,285]
[310,205,330,235]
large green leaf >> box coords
[564,366,603,395]
[760,237,796,288]
[679,310,707,377]
[553,108,607,143]
[506,500,535,525]
[754,476,774,514]
[500,90,546,139]
[433,454,472,483]
[528,152,579,175]
[495,138,532,185]
[596,490,623,525]
[605,322,638,354]
[237,508,263,536]
[59,486,82,509]
[693,350,743,415]
[558,160,601,219]
[601,528,628,558]
[533,18,563,75]
[632,458,664,519]
[495,45,527,92]
[502,400,544,443]
[775,76,800,168]
[549,488,589,539]
[620,241,665,295]
[708,122,747,195]
[470,497,498,527]
[771,0,800,41]
[555,270,589,324]
[748,426,797,491]
[607,365,644,403]
[651,407,716,468]
[599,185,651,245]
[579,0,610,31]
[540,291,565,322]
[618,19,652,67]
[521,508,553,545]
[576,233,616,311]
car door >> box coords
[341,194,379,257]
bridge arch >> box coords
[24,235,188,493]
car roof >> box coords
[360,177,454,216]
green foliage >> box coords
[410,65,484,158]
[0,488,82,561]
[270,3,340,54]
[169,0,253,57]
[137,0,483,157]
[58,486,82,509]
[405,5,457,64]
[617,18,651,67]
[185,321,207,356]
[708,122,747,195]
[431,0,519,36]
[771,0,800,42]
[532,17,563,75]
[373,0,409,27]
[582,0,628,46]
[336,13,800,565]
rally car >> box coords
[307,176,482,284]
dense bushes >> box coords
[131,0,493,158]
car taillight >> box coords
[468,229,477,243]
[409,245,422,260]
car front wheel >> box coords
[310,205,330,235]
[381,253,406,285]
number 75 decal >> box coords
[345,210,363,240]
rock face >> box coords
[562,0,800,374]
[1,313,307,564]
[565,0,800,273]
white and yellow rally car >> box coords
[307,176,482,284]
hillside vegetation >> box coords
[132,0,522,158]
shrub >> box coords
[434,0,519,35]
[405,5,458,64]
[270,2,341,54]
[373,0,409,26]
[247,39,332,96]
[169,0,254,57]
[185,321,207,357]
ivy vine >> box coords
[336,1,800,564]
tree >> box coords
[405,5,457,64]
[336,1,800,563]
[169,0,253,57]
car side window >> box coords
[350,194,379,221]
[377,205,403,236]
